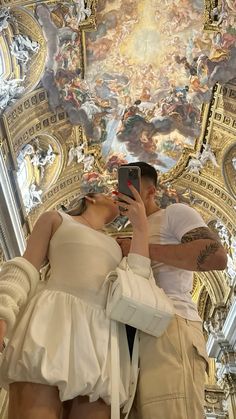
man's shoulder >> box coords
[165,203,203,225]
[165,203,193,214]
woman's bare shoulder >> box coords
[32,210,62,233]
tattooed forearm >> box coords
[181,227,220,243]
[197,242,221,270]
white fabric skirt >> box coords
[0,289,130,403]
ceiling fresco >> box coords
[38,0,236,175]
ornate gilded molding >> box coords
[200,271,229,306]
[0,247,5,267]
[198,288,212,322]
[204,386,228,418]
[176,172,236,235]
[223,144,236,199]
[1,88,68,156]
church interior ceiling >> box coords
[0,0,236,310]
[0,0,236,416]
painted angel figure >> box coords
[22,144,35,157]
[226,254,236,284]
[0,77,24,110]
[10,35,39,65]
[71,0,91,23]
[0,91,10,110]
[30,183,42,204]
[203,320,216,336]
[75,144,85,163]
[67,147,76,166]
[230,236,236,260]
[0,7,11,32]
[67,143,85,166]
[187,154,203,175]
[45,144,56,165]
[0,79,11,109]
[83,154,94,172]
[28,143,56,178]
[232,156,236,170]
[7,78,25,98]
[215,220,230,248]
[200,144,219,167]
[24,183,43,211]
[80,99,102,120]
[210,0,228,25]
[16,34,39,53]
[10,41,29,64]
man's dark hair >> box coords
[126,162,158,187]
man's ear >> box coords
[147,185,156,198]
[85,196,96,204]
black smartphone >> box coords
[118,165,141,199]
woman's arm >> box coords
[0,211,60,338]
[23,210,60,270]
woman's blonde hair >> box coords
[66,193,96,216]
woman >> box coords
[0,184,150,419]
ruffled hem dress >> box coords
[0,211,146,406]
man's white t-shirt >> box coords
[148,203,207,322]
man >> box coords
[117,162,227,419]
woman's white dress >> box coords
[0,212,131,404]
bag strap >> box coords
[122,331,139,418]
[110,322,140,419]
[110,320,120,419]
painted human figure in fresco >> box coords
[86,37,113,61]
[67,144,85,166]
[174,55,198,76]
[0,7,12,32]
[225,0,236,11]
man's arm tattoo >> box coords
[181,227,220,243]
[181,227,222,270]
[196,242,221,271]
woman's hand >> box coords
[118,184,149,258]
[118,184,147,231]
[0,319,6,352]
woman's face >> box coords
[93,192,119,223]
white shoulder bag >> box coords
[106,259,174,338]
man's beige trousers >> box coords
[130,316,209,419]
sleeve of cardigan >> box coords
[119,253,151,279]
[0,257,40,335]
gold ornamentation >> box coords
[223,144,236,199]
